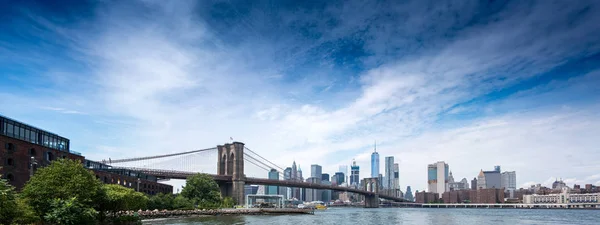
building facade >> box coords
[427,161,449,197]
[333,172,344,185]
[384,156,394,189]
[267,169,279,195]
[311,164,322,179]
[416,191,438,203]
[501,171,517,197]
[350,159,360,187]
[370,143,379,178]
[0,115,171,194]
[484,170,501,188]
[523,187,600,204]
[405,186,414,202]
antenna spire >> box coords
[374,140,377,152]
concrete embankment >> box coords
[135,208,314,220]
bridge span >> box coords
[104,142,409,207]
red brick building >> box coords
[1,115,171,195]
[416,191,439,203]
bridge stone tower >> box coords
[362,177,380,208]
[217,142,245,205]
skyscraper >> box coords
[501,171,516,191]
[393,163,400,197]
[471,178,477,190]
[350,159,360,187]
[477,170,486,189]
[321,173,330,182]
[283,167,292,199]
[405,186,414,202]
[483,168,501,188]
[338,165,348,183]
[427,161,449,197]
[501,171,517,198]
[311,164,322,179]
[333,172,345,185]
[267,169,279,195]
[371,142,379,178]
[384,156,394,190]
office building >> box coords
[471,178,478,190]
[333,172,345,185]
[501,171,517,197]
[321,173,329,182]
[393,163,400,196]
[321,180,332,203]
[267,169,279,195]
[311,164,322,180]
[371,142,379,178]
[384,156,394,189]
[350,159,360,187]
[305,177,321,202]
[244,185,259,198]
[477,170,486,189]
[427,161,449,197]
[339,165,348,184]
[405,186,414,202]
[483,166,501,188]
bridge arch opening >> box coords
[227,152,234,176]
[220,154,226,175]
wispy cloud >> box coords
[1,0,599,192]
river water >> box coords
[143,208,600,225]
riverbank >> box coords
[137,208,314,220]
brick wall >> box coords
[92,170,172,195]
[0,135,84,190]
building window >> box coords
[5,143,14,151]
[46,152,54,161]
[7,158,14,166]
[6,173,14,182]
[30,148,36,156]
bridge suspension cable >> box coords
[104,147,217,164]
[244,147,285,171]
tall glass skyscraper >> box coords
[267,169,279,195]
[371,142,379,178]
[311,164,322,179]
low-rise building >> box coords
[416,191,439,203]
[523,187,600,204]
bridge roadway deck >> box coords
[121,168,407,202]
[242,177,407,202]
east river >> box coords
[143,207,600,225]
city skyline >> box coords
[1,0,600,193]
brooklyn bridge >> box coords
[101,142,409,208]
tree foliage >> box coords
[101,184,148,215]
[43,198,98,225]
[147,193,175,210]
[0,178,19,225]
[180,174,222,208]
[22,159,104,219]
[173,194,194,210]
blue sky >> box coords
[1,0,600,192]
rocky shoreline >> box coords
[133,208,314,220]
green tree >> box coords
[101,184,148,216]
[221,197,235,208]
[13,197,39,225]
[147,193,175,210]
[180,174,222,208]
[0,178,19,225]
[21,159,104,221]
[173,194,194,210]
[43,198,98,225]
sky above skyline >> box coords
[1,0,600,192]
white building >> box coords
[477,170,486,189]
[427,161,449,197]
[523,187,600,204]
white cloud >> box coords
[1,0,600,193]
